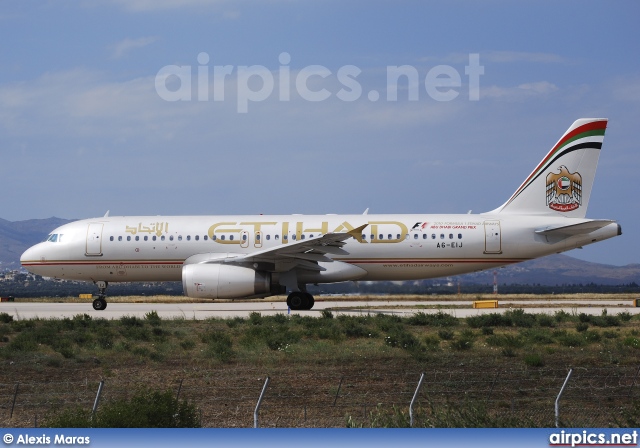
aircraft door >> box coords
[86,223,104,256]
[483,220,502,254]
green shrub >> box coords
[523,353,544,367]
[536,314,555,327]
[0,312,14,323]
[438,330,454,340]
[576,322,589,332]
[202,330,234,361]
[44,387,201,428]
[408,311,457,327]
[144,311,162,326]
[506,309,536,328]
[486,334,524,349]
[467,313,512,328]
[321,310,334,319]
[623,336,640,349]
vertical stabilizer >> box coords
[491,118,607,218]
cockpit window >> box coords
[46,234,58,242]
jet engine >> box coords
[182,263,271,299]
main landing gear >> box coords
[286,291,315,311]
[92,281,108,311]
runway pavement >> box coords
[1,298,639,320]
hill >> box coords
[0,217,74,269]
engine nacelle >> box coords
[182,263,271,300]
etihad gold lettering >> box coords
[367,221,408,243]
[207,222,241,244]
[203,220,410,245]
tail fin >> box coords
[491,118,607,218]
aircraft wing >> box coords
[184,224,368,272]
[535,220,616,237]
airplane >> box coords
[20,118,621,311]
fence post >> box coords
[92,380,105,421]
[176,379,184,401]
[10,382,19,419]
[628,366,640,398]
[254,377,270,428]
[410,372,426,428]
[333,376,344,406]
[555,368,573,428]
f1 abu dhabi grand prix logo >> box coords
[546,166,582,212]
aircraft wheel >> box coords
[92,298,107,311]
[303,293,315,310]
[287,292,305,310]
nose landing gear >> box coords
[92,281,108,311]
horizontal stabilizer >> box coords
[535,220,616,237]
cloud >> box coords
[420,51,567,65]
[110,36,158,59]
[482,81,559,101]
[111,0,228,12]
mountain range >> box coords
[1,217,638,285]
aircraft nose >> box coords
[21,244,43,268]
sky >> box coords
[0,0,638,266]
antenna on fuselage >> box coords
[363,208,369,215]
[104,210,110,217]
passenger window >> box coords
[144,236,148,241]
[118,236,122,241]
[110,236,114,241]
[432,234,436,239]
[256,234,261,241]
[178,235,182,241]
[449,234,453,239]
[127,236,131,241]
[362,234,366,239]
[135,236,139,241]
[440,234,444,239]
[397,234,401,239]
[423,234,427,239]
[221,235,225,241]
[371,234,375,240]
[388,234,392,240]
[266,235,270,240]
[379,234,383,240]
[161,236,165,241]
[275,235,280,240]
[292,234,296,240]
[204,235,208,241]
[169,235,174,241]
[283,235,288,240]
[195,235,199,241]
[458,234,462,239]
[301,234,305,240]
[186,235,190,241]
[242,234,247,241]
[230,235,234,241]
[152,236,157,241]
[413,234,418,240]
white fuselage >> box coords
[20,213,620,284]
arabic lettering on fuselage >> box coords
[125,222,169,237]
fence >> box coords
[1,365,638,428]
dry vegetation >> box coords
[0,298,639,428]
